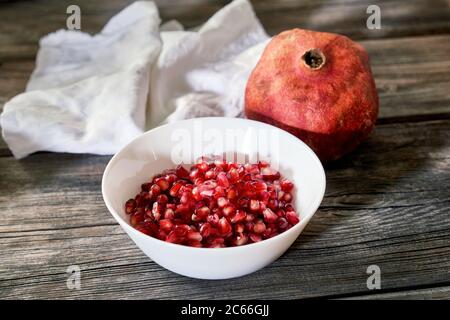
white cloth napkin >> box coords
[0,0,269,159]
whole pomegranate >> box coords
[245,29,379,161]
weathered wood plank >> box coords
[2,34,450,117]
[0,119,449,299]
[0,0,449,62]
[367,35,450,119]
[1,34,449,155]
[342,286,450,300]
[0,60,34,107]
[254,0,450,39]
[0,58,34,156]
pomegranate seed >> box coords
[259,191,270,203]
[146,220,159,233]
[234,223,245,233]
[284,203,295,212]
[134,194,144,207]
[166,173,177,184]
[200,222,212,238]
[174,224,190,237]
[258,160,270,168]
[213,186,226,199]
[233,234,248,246]
[189,168,202,181]
[186,230,202,242]
[208,225,219,234]
[126,158,297,247]
[237,197,249,209]
[205,198,217,210]
[249,233,262,243]
[149,184,161,198]
[217,197,228,208]
[191,187,202,201]
[157,230,167,241]
[231,210,246,223]
[278,217,289,230]
[261,167,281,181]
[207,213,220,225]
[209,238,225,248]
[276,209,285,218]
[249,199,260,211]
[286,211,300,225]
[166,231,183,243]
[216,172,230,187]
[180,184,193,193]
[141,182,152,192]
[142,192,153,204]
[163,208,175,220]
[204,168,218,180]
[135,224,152,235]
[159,219,173,232]
[253,221,267,234]
[156,194,168,205]
[222,205,236,217]
[130,213,144,227]
[195,206,210,219]
[280,179,294,192]
[196,161,209,173]
[169,181,183,197]
[199,188,214,198]
[252,181,267,192]
[187,240,203,247]
[180,191,190,204]
[228,162,239,169]
[268,188,277,199]
[228,168,240,183]
[194,178,204,186]
[245,213,256,222]
[218,217,232,235]
[242,182,255,198]
[268,198,279,211]
[152,202,163,221]
[226,186,238,200]
[263,208,278,224]
[203,180,217,188]
[155,177,170,191]
[283,193,292,202]
[176,204,190,214]
[125,199,136,214]
[175,165,189,178]
[245,222,254,232]
[216,163,228,172]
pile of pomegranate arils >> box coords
[124,157,299,248]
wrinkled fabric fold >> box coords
[0,0,269,159]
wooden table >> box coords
[1,0,449,300]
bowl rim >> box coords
[102,117,326,252]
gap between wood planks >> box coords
[334,282,450,300]
[1,33,450,154]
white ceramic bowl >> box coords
[102,117,326,279]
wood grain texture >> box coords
[342,286,450,300]
[0,0,449,61]
[1,34,450,152]
[1,119,449,299]
[0,0,449,300]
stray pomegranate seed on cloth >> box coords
[124,157,299,248]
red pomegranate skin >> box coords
[245,29,379,161]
